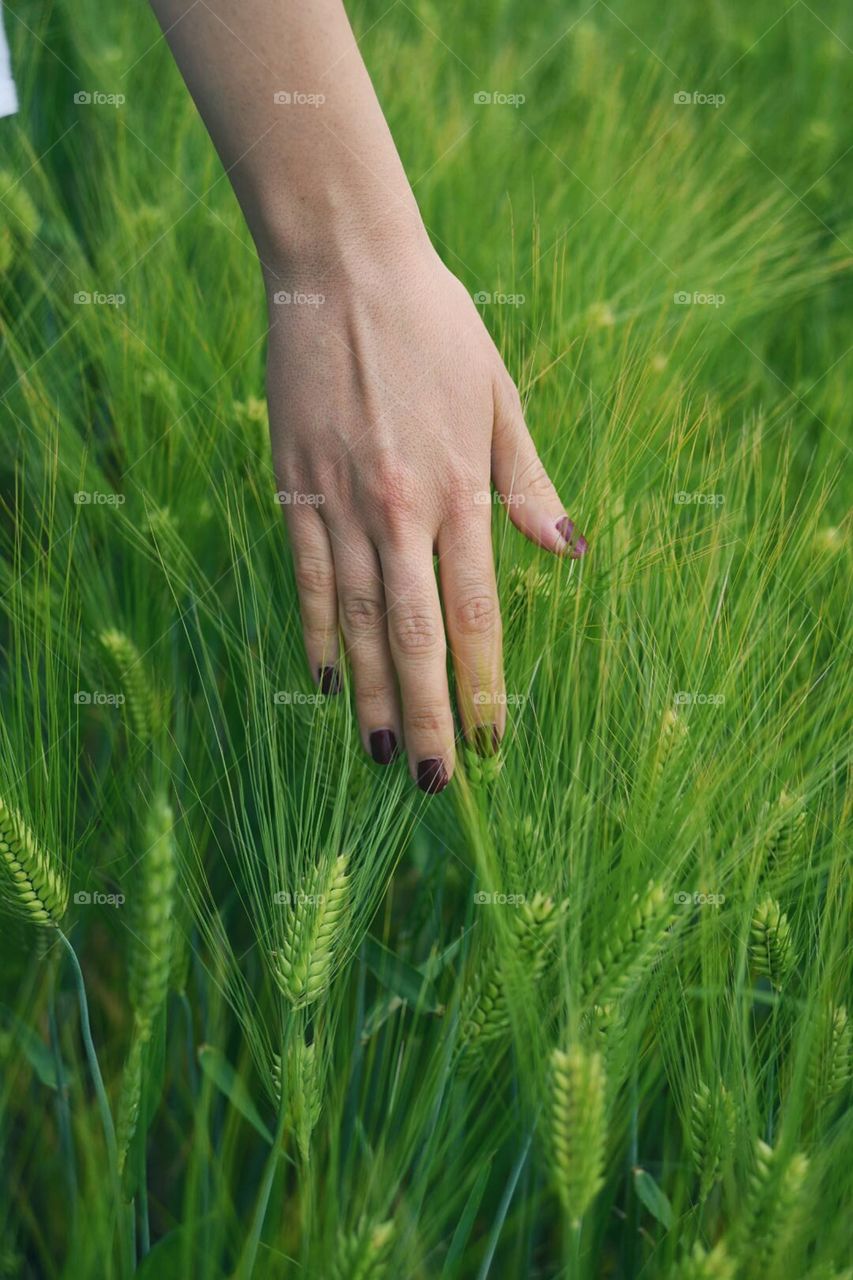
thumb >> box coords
[491,377,588,558]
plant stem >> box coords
[57,929,131,1278]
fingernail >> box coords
[370,729,398,765]
[318,665,342,695]
[556,516,588,558]
[417,758,449,794]
[556,516,575,545]
[473,723,500,756]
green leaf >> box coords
[1,1007,68,1090]
[198,1044,273,1145]
[633,1167,674,1230]
[363,936,443,1012]
[442,1157,492,1275]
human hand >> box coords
[266,235,587,792]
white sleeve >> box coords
[0,6,19,119]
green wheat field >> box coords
[1,0,851,1276]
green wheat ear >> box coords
[733,1138,810,1273]
[459,894,568,1067]
[128,794,177,1036]
[270,854,351,1009]
[99,629,159,744]
[764,787,806,875]
[462,742,504,788]
[116,1027,145,1179]
[689,1079,736,1196]
[547,1043,607,1228]
[330,1218,394,1280]
[581,880,674,1006]
[806,1003,851,1103]
[271,1036,323,1161]
[750,897,797,989]
[0,796,67,928]
[674,1240,736,1280]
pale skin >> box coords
[150,0,587,792]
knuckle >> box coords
[406,706,448,737]
[390,607,441,656]
[341,594,384,633]
[454,593,498,637]
[355,681,394,710]
[519,455,555,501]
[294,555,335,597]
[370,458,420,526]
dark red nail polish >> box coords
[319,665,341,695]
[570,534,588,559]
[417,758,449,794]
[556,516,575,544]
[473,723,500,756]
[370,729,398,765]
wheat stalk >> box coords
[750,897,797,989]
[581,880,673,1005]
[128,794,177,1036]
[733,1137,810,1273]
[99,628,159,744]
[0,795,67,927]
[116,1025,145,1178]
[330,1218,394,1280]
[271,1035,323,1161]
[689,1079,736,1196]
[806,1003,851,1104]
[547,1043,607,1227]
[763,787,806,875]
[674,1241,736,1280]
[459,893,567,1066]
[270,854,351,1008]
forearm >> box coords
[149,0,428,276]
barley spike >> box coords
[0,795,67,927]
